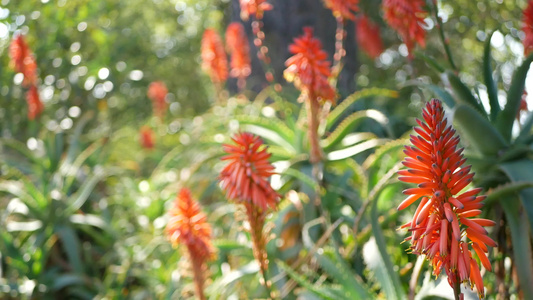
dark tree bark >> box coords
[229,0,359,96]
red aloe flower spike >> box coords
[146,81,167,120]
[225,22,252,90]
[284,27,336,163]
[147,81,168,121]
[356,14,385,59]
[398,99,495,299]
[9,34,38,87]
[220,132,279,211]
[523,1,533,56]
[26,85,44,121]
[166,188,215,300]
[201,29,228,86]
[139,126,155,150]
[322,0,359,20]
[219,132,280,295]
[284,27,336,104]
[382,0,427,58]
[239,0,272,21]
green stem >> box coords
[331,16,345,85]
[453,277,461,300]
[432,0,457,71]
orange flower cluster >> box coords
[523,0,533,56]
[9,35,38,86]
[201,29,228,85]
[220,132,279,211]
[356,15,385,59]
[166,188,215,300]
[322,0,359,20]
[239,0,272,21]
[382,0,427,58]
[225,23,252,84]
[139,126,155,149]
[284,27,336,103]
[166,188,215,262]
[9,35,44,120]
[147,81,168,120]
[398,99,496,299]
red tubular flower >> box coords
[26,85,43,120]
[322,0,359,20]
[220,132,279,211]
[284,27,336,103]
[382,0,427,58]
[139,126,155,149]
[166,188,215,300]
[9,35,38,86]
[201,29,228,85]
[225,22,252,88]
[356,15,385,59]
[239,0,272,21]
[398,99,496,299]
[523,1,533,56]
[147,81,168,120]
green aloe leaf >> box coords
[496,54,533,141]
[51,274,86,291]
[65,112,94,166]
[446,71,486,116]
[499,197,533,299]
[314,250,374,299]
[516,112,533,144]
[326,139,389,161]
[415,51,446,73]
[322,109,387,151]
[235,115,295,144]
[500,160,533,233]
[422,84,456,109]
[277,261,338,300]
[483,31,500,120]
[498,160,533,299]
[242,124,296,153]
[327,88,398,129]
[485,181,533,205]
[66,168,106,214]
[56,226,84,274]
[453,104,507,156]
[369,174,406,300]
[301,218,374,299]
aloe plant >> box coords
[420,30,533,298]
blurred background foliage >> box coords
[0,0,532,299]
